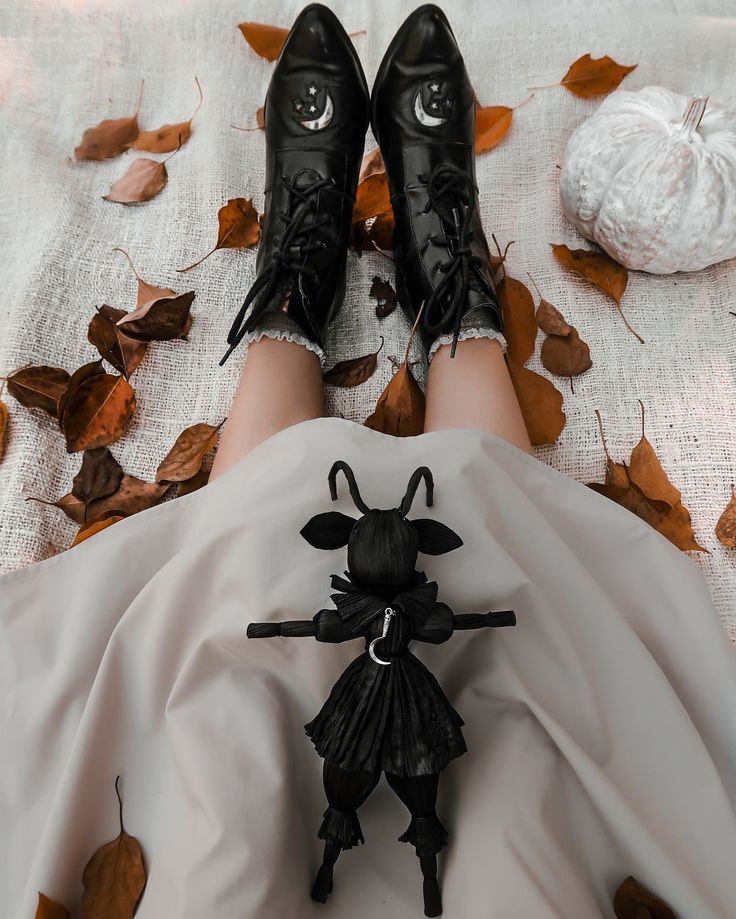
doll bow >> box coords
[329,570,440,634]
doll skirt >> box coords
[1,416,735,918]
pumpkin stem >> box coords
[678,97,708,136]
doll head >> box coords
[300,460,462,594]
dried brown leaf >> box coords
[535,298,572,336]
[156,421,222,483]
[540,327,592,378]
[369,212,395,251]
[359,147,384,183]
[88,305,149,378]
[353,172,392,225]
[369,276,398,318]
[103,157,169,204]
[71,513,125,547]
[474,106,513,154]
[551,243,642,342]
[177,463,211,496]
[72,447,124,507]
[179,197,261,270]
[364,311,425,436]
[497,276,537,365]
[34,892,71,919]
[613,876,677,918]
[237,22,288,60]
[323,338,384,388]
[82,775,146,919]
[560,54,637,99]
[506,358,566,445]
[116,291,195,341]
[88,474,169,519]
[127,77,203,153]
[61,372,136,453]
[57,359,106,429]
[74,84,144,160]
[716,486,736,548]
[6,365,71,418]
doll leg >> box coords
[385,771,448,918]
[423,338,533,454]
[311,760,382,903]
[210,337,325,480]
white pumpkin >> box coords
[559,86,736,274]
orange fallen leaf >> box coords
[72,446,124,508]
[156,421,224,483]
[103,148,176,205]
[716,486,736,548]
[474,106,512,154]
[353,171,392,225]
[178,197,261,271]
[551,243,643,343]
[540,327,592,386]
[559,54,637,98]
[71,513,125,547]
[34,892,70,919]
[237,22,288,60]
[74,81,144,160]
[364,309,424,436]
[126,77,203,153]
[497,275,537,365]
[88,305,149,379]
[82,775,146,919]
[61,371,136,453]
[359,147,384,183]
[506,358,566,445]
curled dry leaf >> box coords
[364,310,425,436]
[359,147,384,183]
[57,359,105,427]
[103,156,170,205]
[82,775,146,919]
[353,172,392,225]
[127,77,203,153]
[116,291,195,342]
[72,447,124,507]
[559,54,637,99]
[613,876,677,918]
[505,358,566,445]
[716,486,736,548]
[551,243,643,343]
[497,275,537,365]
[179,197,261,271]
[369,276,398,318]
[323,338,384,388]
[238,22,288,60]
[588,405,706,552]
[156,421,224,483]
[177,463,211,496]
[30,474,169,526]
[540,327,592,383]
[74,81,144,160]
[536,299,572,336]
[88,305,149,378]
[6,365,70,418]
[34,892,70,919]
[71,513,125,547]
[61,370,136,453]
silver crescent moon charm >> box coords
[413,88,447,127]
[299,90,334,131]
[369,607,395,666]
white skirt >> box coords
[1,417,735,918]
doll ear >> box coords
[300,512,357,550]
[411,518,463,555]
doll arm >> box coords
[452,610,516,630]
[246,609,358,642]
[246,619,317,638]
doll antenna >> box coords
[328,461,370,513]
[399,467,434,515]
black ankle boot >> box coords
[370,4,503,358]
[221,3,369,366]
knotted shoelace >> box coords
[220,174,337,366]
[418,163,488,358]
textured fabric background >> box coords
[0,0,734,635]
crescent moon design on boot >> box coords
[413,88,447,127]
[292,83,334,131]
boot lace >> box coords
[418,163,489,358]
[220,175,337,366]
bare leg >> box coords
[210,338,325,480]
[423,339,533,454]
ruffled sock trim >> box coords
[397,814,449,857]
[317,805,365,850]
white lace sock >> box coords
[239,310,326,367]
[426,305,508,362]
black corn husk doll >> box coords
[246,460,516,917]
